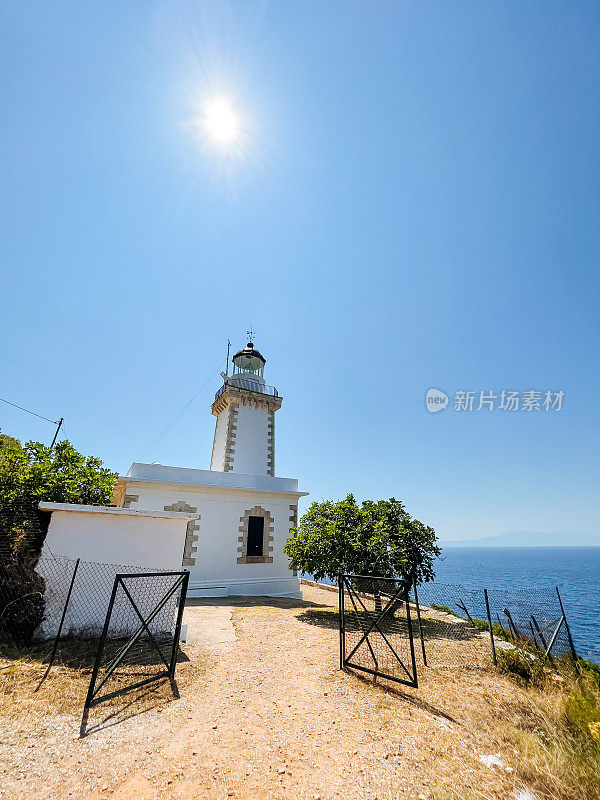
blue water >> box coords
[435,547,600,663]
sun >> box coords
[203,97,239,145]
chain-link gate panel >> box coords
[339,574,418,687]
[83,570,189,713]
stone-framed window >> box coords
[247,516,265,557]
[237,506,274,564]
[123,493,139,509]
[163,501,201,567]
[289,504,298,576]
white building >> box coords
[37,503,194,638]
[112,340,307,598]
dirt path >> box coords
[1,585,529,800]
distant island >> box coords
[440,530,600,548]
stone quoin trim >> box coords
[289,503,298,576]
[209,419,218,469]
[267,410,275,476]
[288,504,298,528]
[111,482,126,507]
[122,494,139,509]
[237,506,274,564]
[163,501,201,567]
[223,403,239,472]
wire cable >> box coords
[139,360,226,460]
[0,397,59,425]
[57,422,72,444]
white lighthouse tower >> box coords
[210,340,282,476]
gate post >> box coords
[484,589,497,666]
[413,578,427,667]
[556,586,578,664]
[338,574,345,669]
[404,588,419,689]
[169,570,190,678]
[84,574,120,712]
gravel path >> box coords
[0,585,525,800]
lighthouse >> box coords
[210,341,282,476]
[111,338,307,598]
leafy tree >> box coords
[0,434,117,560]
[284,493,440,585]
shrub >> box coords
[496,646,547,686]
[0,555,45,646]
[285,494,440,584]
[470,616,513,642]
[496,648,600,798]
[0,434,117,559]
[564,670,600,755]
[429,603,454,615]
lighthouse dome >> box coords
[231,341,266,380]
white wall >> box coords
[127,462,299,493]
[124,486,300,598]
[209,401,271,477]
[41,508,189,568]
[210,406,229,471]
[231,403,270,475]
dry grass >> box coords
[0,640,95,718]
[333,584,600,800]
[497,669,600,800]
[448,646,600,800]
[0,586,598,800]
[0,637,209,724]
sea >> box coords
[434,547,600,663]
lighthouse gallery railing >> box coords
[214,380,279,401]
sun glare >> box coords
[203,97,239,144]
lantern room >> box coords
[231,342,266,379]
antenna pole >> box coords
[225,339,231,376]
[51,418,64,448]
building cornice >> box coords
[38,501,197,520]
[114,476,308,500]
[211,385,283,417]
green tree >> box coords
[284,494,440,585]
[0,434,117,560]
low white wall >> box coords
[37,504,191,639]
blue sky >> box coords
[1,1,599,541]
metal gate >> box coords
[83,570,189,714]
[339,574,418,687]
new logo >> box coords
[425,388,449,413]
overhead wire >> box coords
[139,360,226,460]
[1,360,227,459]
[0,396,59,425]
[57,422,72,444]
